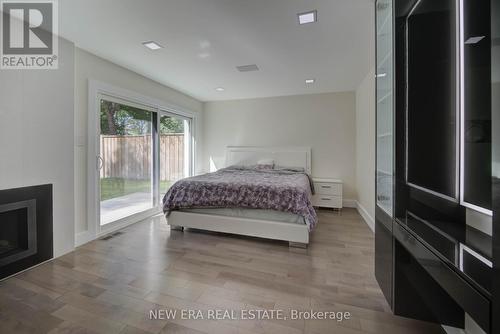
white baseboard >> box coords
[97,215,149,238]
[75,209,161,247]
[75,230,93,247]
[342,199,357,208]
[355,201,375,232]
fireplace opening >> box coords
[0,199,37,268]
[0,207,29,257]
[0,184,52,280]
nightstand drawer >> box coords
[314,182,342,196]
[312,195,342,208]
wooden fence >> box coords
[100,134,185,181]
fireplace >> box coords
[0,199,37,266]
[0,185,52,280]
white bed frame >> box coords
[167,146,312,247]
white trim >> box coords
[98,208,160,237]
[356,201,375,232]
[342,199,357,208]
[75,209,161,247]
[85,79,197,246]
[87,80,100,243]
[75,230,93,247]
[167,211,309,245]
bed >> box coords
[162,146,316,247]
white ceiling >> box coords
[60,0,374,101]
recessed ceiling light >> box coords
[142,41,163,50]
[465,36,485,44]
[305,79,315,84]
[298,10,317,25]
[236,64,259,72]
[215,87,225,92]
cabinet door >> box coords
[376,0,394,216]
[375,217,393,307]
[461,0,492,213]
[375,0,395,308]
[491,0,500,332]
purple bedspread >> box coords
[162,167,317,230]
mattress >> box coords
[179,208,306,225]
[163,165,317,230]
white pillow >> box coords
[257,159,274,166]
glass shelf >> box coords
[376,0,393,217]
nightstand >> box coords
[312,178,343,211]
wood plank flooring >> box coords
[0,208,445,334]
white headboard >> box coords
[225,146,311,174]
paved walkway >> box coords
[100,192,153,225]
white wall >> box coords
[74,48,203,235]
[355,69,376,229]
[202,92,357,201]
[0,38,75,256]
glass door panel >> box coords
[159,114,191,199]
[376,0,394,215]
[99,99,154,225]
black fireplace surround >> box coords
[0,184,53,280]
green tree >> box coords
[160,117,184,134]
[100,100,185,135]
[101,101,152,135]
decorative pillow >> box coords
[274,165,305,172]
[257,159,275,166]
[254,164,274,170]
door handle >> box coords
[97,156,104,170]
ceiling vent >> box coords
[236,64,259,72]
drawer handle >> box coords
[321,198,331,201]
[321,185,332,189]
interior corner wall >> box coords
[202,92,357,201]
[74,48,203,236]
[355,68,376,227]
[0,37,76,257]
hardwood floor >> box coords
[0,208,445,334]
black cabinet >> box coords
[490,0,500,333]
[375,0,395,307]
[375,211,393,307]
[462,0,492,212]
[375,0,497,332]
[406,0,458,199]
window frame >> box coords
[82,80,196,245]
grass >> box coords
[100,178,174,201]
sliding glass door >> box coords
[97,97,192,227]
[99,99,155,225]
[159,114,191,199]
